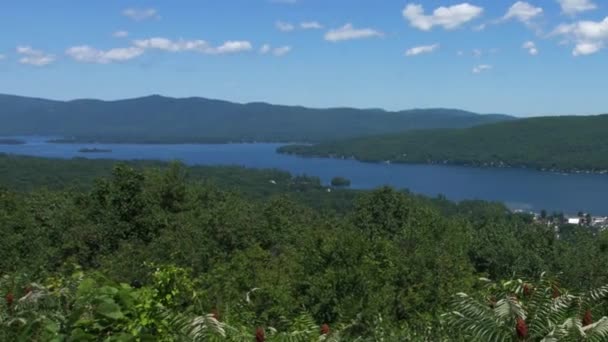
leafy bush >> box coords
[446,274,608,341]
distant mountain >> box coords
[0,94,514,143]
[279,115,608,172]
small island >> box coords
[0,138,26,145]
[78,148,112,153]
[330,176,351,187]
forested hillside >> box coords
[0,153,360,212]
[279,114,608,172]
[0,94,512,143]
[1,156,608,340]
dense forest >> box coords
[0,154,359,213]
[279,114,608,173]
[1,155,608,340]
[0,94,512,143]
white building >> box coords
[568,218,581,225]
[593,217,607,225]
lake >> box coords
[1,137,607,215]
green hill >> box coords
[279,114,608,172]
[1,155,608,340]
[0,94,512,143]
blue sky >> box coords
[0,0,606,116]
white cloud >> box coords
[273,46,292,56]
[572,42,601,55]
[122,8,159,21]
[405,43,440,56]
[301,21,323,30]
[113,31,129,38]
[472,48,482,57]
[522,41,539,55]
[473,23,486,31]
[16,46,55,66]
[209,41,253,55]
[133,37,252,55]
[503,2,543,24]
[260,44,272,54]
[259,44,292,57]
[557,0,596,15]
[277,21,323,32]
[276,21,295,32]
[402,3,484,31]
[134,38,209,52]
[324,23,383,42]
[66,45,144,64]
[553,17,608,55]
[472,64,492,73]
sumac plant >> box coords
[445,274,608,341]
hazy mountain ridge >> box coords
[0,94,514,143]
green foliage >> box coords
[280,114,608,172]
[446,275,608,341]
[1,158,607,339]
[0,154,357,213]
[0,267,182,341]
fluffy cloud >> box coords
[272,46,292,56]
[277,21,323,32]
[259,44,272,54]
[472,64,492,73]
[557,0,596,15]
[113,31,129,38]
[324,24,383,42]
[503,2,543,24]
[405,43,439,56]
[134,38,208,52]
[122,8,159,21]
[134,37,252,55]
[473,23,487,31]
[572,42,601,55]
[210,41,253,55]
[259,44,292,57]
[16,46,55,66]
[301,21,323,30]
[553,17,608,55]
[66,46,144,64]
[402,3,483,31]
[276,21,295,32]
[522,41,539,55]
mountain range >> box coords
[0,94,513,143]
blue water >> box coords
[1,137,607,215]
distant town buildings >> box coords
[530,210,608,234]
[593,217,607,226]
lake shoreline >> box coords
[6,135,607,176]
[32,138,608,176]
[276,149,608,177]
[1,139,607,215]
[0,138,26,145]
[48,138,313,145]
